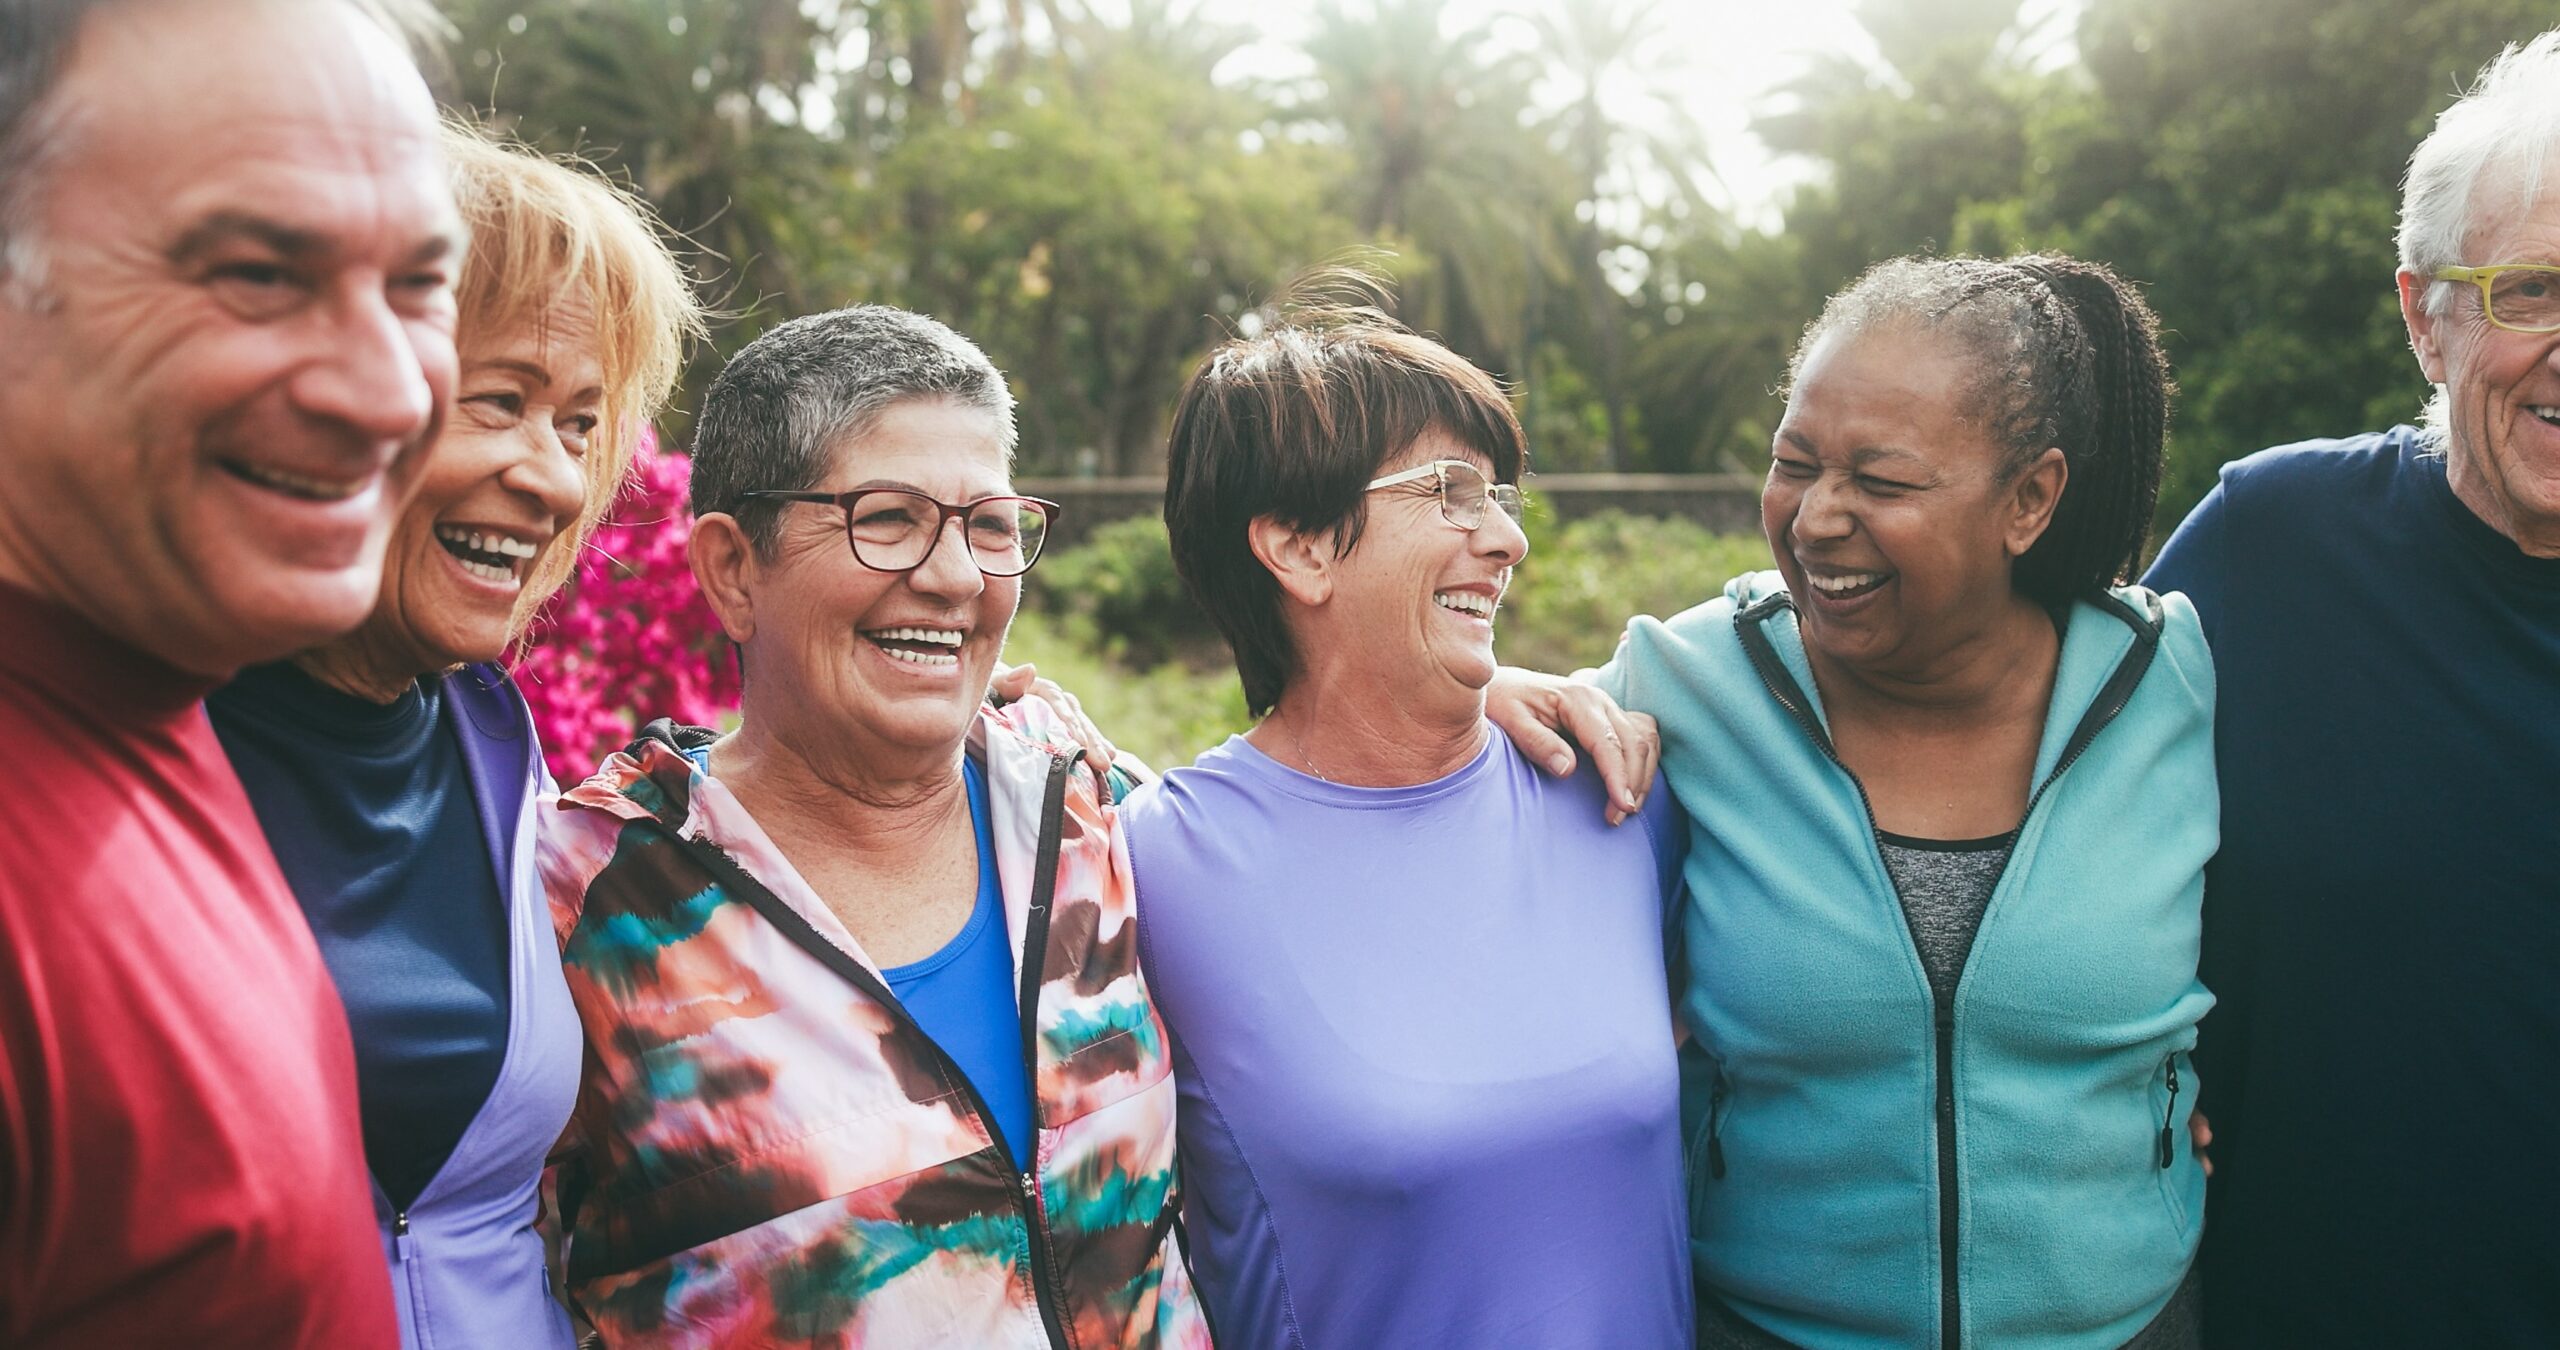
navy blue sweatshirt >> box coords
[209,662,511,1212]
[2146,428,2560,1348]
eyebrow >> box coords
[1776,431,1932,470]
[472,357,553,383]
[167,211,462,270]
[834,478,1012,499]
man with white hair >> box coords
[2146,28,2560,1348]
[0,0,459,1343]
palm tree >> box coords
[1528,0,1719,469]
[1297,0,1574,372]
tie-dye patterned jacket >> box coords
[538,703,1210,1349]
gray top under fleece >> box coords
[1878,830,2014,1003]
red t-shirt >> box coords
[0,583,397,1348]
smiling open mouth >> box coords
[435,525,538,584]
[219,458,368,502]
[1807,571,1890,600]
[1433,590,1496,621]
[865,625,964,667]
[2531,404,2560,428]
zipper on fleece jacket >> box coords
[1705,1064,1730,1180]
[647,734,1086,1350]
[2158,1054,2181,1170]
[1734,590,2163,1350]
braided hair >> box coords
[1786,252,2173,607]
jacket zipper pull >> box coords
[2157,1054,2180,1170]
[1707,1074,1729,1181]
[1021,1171,1040,1205]
[393,1210,417,1263]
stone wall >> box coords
[1020,472,1764,548]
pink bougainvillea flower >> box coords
[514,428,741,784]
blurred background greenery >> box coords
[449,0,2553,767]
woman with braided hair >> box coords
[1491,252,2214,1348]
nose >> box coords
[904,511,987,604]
[1791,472,1856,546]
[290,277,443,449]
[1475,501,1528,566]
[506,420,591,527]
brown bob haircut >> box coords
[1163,277,1527,718]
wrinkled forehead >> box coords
[44,0,456,236]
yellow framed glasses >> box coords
[2432,264,2560,333]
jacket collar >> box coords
[1732,572,2164,785]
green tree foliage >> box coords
[854,31,1348,473]
[1745,0,2551,525]
[439,0,2558,517]
[1994,0,2555,521]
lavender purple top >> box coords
[1124,729,1692,1350]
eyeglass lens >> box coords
[2486,267,2560,331]
[846,490,1051,575]
[1435,461,1526,530]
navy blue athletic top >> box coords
[208,662,511,1212]
[2147,428,2560,1347]
[883,756,1034,1165]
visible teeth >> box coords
[435,525,541,559]
[231,461,364,502]
[879,646,959,667]
[2530,405,2560,424]
[457,557,519,587]
[869,626,964,646]
[1432,591,1495,618]
[1810,572,1887,594]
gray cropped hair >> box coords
[0,0,449,304]
[689,304,1020,556]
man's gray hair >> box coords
[2395,27,2560,439]
[690,304,1020,556]
[2399,29,2560,304]
[0,0,447,304]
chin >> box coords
[865,690,986,750]
[221,569,393,663]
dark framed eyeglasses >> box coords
[1363,459,1527,531]
[738,488,1062,577]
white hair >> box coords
[2397,27,2560,438]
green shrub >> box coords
[1025,515,1219,668]
[1499,511,1770,674]
[1002,609,1250,773]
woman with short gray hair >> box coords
[538,305,1209,1348]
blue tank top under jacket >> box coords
[882,755,1034,1165]
[208,661,511,1212]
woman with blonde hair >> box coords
[207,120,705,1347]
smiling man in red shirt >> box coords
[0,0,461,1343]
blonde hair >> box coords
[440,118,708,630]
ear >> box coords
[1246,514,1335,608]
[2005,447,2069,558]
[689,514,761,645]
[2397,268,2449,384]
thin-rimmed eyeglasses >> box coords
[1363,459,1527,531]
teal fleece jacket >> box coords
[1598,572,2217,1350]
